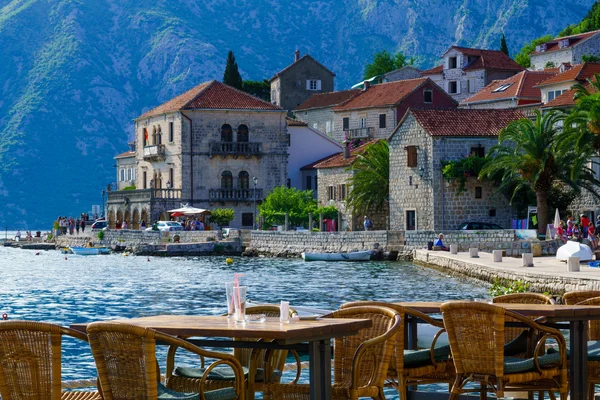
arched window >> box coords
[221,171,233,189]
[157,126,162,145]
[221,124,233,142]
[238,171,249,189]
[143,128,149,146]
[237,124,249,142]
[152,126,157,145]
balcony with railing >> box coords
[344,127,373,140]
[209,188,263,202]
[209,142,262,158]
[143,144,166,161]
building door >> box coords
[406,210,416,231]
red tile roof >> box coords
[313,140,377,169]
[461,70,555,105]
[541,89,577,109]
[332,78,430,111]
[406,109,525,137]
[300,153,342,170]
[531,30,600,55]
[294,89,361,111]
[421,65,443,75]
[269,54,335,82]
[137,80,281,119]
[536,63,600,87]
[450,47,524,71]
[115,151,135,159]
[286,117,307,126]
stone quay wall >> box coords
[250,230,403,257]
[56,229,222,248]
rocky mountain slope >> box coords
[0,0,595,227]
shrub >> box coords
[122,185,136,190]
[208,208,235,227]
[488,278,530,297]
[97,230,105,240]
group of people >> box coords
[556,214,600,249]
[14,230,34,241]
[56,216,87,235]
[179,217,205,231]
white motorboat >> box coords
[70,247,110,256]
[556,241,593,262]
[301,250,371,262]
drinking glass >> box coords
[225,282,235,318]
[232,286,247,324]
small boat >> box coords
[301,250,371,262]
[556,241,593,262]
[70,247,110,256]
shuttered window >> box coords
[406,146,418,167]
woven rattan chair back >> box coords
[493,292,554,343]
[577,297,600,340]
[441,302,505,376]
[328,306,400,390]
[0,320,91,400]
[563,290,600,305]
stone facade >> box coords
[383,66,422,82]
[388,113,514,232]
[115,151,136,191]
[295,107,336,138]
[270,53,335,115]
[332,106,396,143]
[530,32,600,70]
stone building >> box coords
[331,77,457,144]
[537,62,600,106]
[313,141,388,231]
[270,50,335,115]
[107,80,288,229]
[115,143,136,191]
[388,109,524,232]
[460,70,555,110]
[422,46,523,102]
[286,118,342,198]
[293,89,360,138]
[350,66,423,89]
[530,29,600,70]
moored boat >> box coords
[70,247,110,256]
[556,241,593,262]
[301,250,371,262]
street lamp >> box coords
[101,189,105,219]
[253,176,258,230]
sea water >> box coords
[0,245,489,397]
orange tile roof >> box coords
[531,30,600,55]
[536,63,600,87]
[137,81,281,119]
[406,109,525,137]
[313,140,377,169]
[294,89,361,111]
[115,151,135,159]
[461,70,555,105]
[332,78,429,111]
[542,89,577,109]
[269,54,335,82]
[300,153,341,170]
[286,117,307,126]
[450,47,524,71]
[421,65,443,75]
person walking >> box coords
[75,218,80,235]
[80,218,86,233]
[363,216,373,231]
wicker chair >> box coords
[0,320,100,400]
[263,305,401,400]
[441,302,568,400]
[340,300,453,398]
[563,290,600,305]
[166,305,297,400]
[87,322,244,400]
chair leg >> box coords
[547,391,556,400]
[449,375,464,400]
[590,383,596,400]
[479,382,487,400]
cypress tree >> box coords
[223,50,243,90]
[500,33,509,56]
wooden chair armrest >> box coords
[533,332,568,373]
[504,310,565,339]
[428,328,447,366]
[165,337,206,380]
[263,343,302,385]
[404,309,445,329]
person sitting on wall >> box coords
[434,233,449,251]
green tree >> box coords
[345,141,389,214]
[259,186,318,227]
[582,54,600,62]
[514,35,553,68]
[500,33,509,56]
[223,50,243,90]
[480,110,599,233]
[363,50,412,79]
[565,73,600,153]
[560,1,600,36]
[208,208,236,227]
[241,79,270,101]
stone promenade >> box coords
[414,249,600,295]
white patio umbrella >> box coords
[553,208,561,229]
[167,206,211,215]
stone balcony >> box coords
[209,188,263,202]
[143,144,166,161]
[345,127,373,140]
[209,142,262,158]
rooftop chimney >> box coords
[363,81,370,90]
[343,141,351,159]
[294,50,300,62]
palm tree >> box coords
[345,140,389,214]
[481,110,600,234]
[565,73,600,152]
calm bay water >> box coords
[0,245,488,395]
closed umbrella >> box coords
[553,208,561,229]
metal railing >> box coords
[344,127,373,140]
[209,188,263,202]
[143,144,166,160]
[209,142,262,158]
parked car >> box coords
[458,222,503,230]
[145,221,183,232]
[90,219,108,230]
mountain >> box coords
[0,0,595,227]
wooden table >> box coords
[397,301,600,400]
[72,315,372,400]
